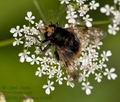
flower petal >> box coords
[45,88,50,95]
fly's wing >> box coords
[73,27,106,41]
[56,46,80,80]
[73,26,106,49]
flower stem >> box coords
[33,0,47,24]
[0,38,14,47]
[92,20,111,25]
[80,20,111,26]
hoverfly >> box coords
[37,24,104,80]
[33,0,105,80]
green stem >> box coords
[33,0,47,24]
[0,38,14,47]
[92,20,110,25]
[80,20,111,26]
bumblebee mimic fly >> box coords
[39,24,104,80]
[32,0,104,80]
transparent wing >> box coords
[56,46,79,76]
[72,26,107,48]
[74,26,106,41]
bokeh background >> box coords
[0,0,120,102]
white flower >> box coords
[25,36,39,45]
[76,0,86,5]
[95,73,102,83]
[24,41,33,48]
[39,57,48,65]
[78,72,87,82]
[80,52,92,67]
[56,66,63,77]
[100,5,114,16]
[28,55,40,65]
[78,5,89,17]
[34,47,41,55]
[64,23,70,28]
[101,50,112,61]
[23,96,34,102]
[83,15,93,27]
[82,82,93,95]
[89,0,99,10]
[108,24,119,35]
[30,27,39,35]
[99,60,107,69]
[113,11,120,25]
[104,68,117,80]
[114,0,120,5]
[36,20,44,29]
[87,63,98,75]
[66,11,78,24]
[93,40,103,49]
[56,75,63,85]
[45,49,53,57]
[47,68,56,79]
[13,38,23,46]
[22,25,30,34]
[59,0,71,4]
[43,80,55,95]
[10,26,22,37]
[66,5,78,24]
[25,11,35,24]
[0,92,6,102]
[18,50,30,63]
[35,67,46,77]
[64,75,75,88]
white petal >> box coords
[13,33,17,37]
[27,11,32,17]
[20,56,25,63]
[43,85,47,89]
[26,57,32,62]
[100,7,106,13]
[106,51,112,56]
[59,81,63,85]
[31,16,35,19]
[86,89,91,95]
[107,75,111,80]
[50,86,55,91]
[45,88,50,95]
[10,28,16,33]
[111,73,117,80]
[86,21,92,27]
[36,61,39,65]
[13,41,16,46]
[110,68,115,72]
[30,61,34,65]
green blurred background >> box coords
[0,0,120,102]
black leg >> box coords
[42,39,49,43]
[40,43,51,52]
[54,50,60,61]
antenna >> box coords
[33,0,47,24]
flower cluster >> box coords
[100,0,120,35]
[75,40,117,95]
[10,11,66,95]
[10,0,118,96]
[60,0,100,27]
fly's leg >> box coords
[54,50,60,61]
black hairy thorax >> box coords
[50,26,80,54]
